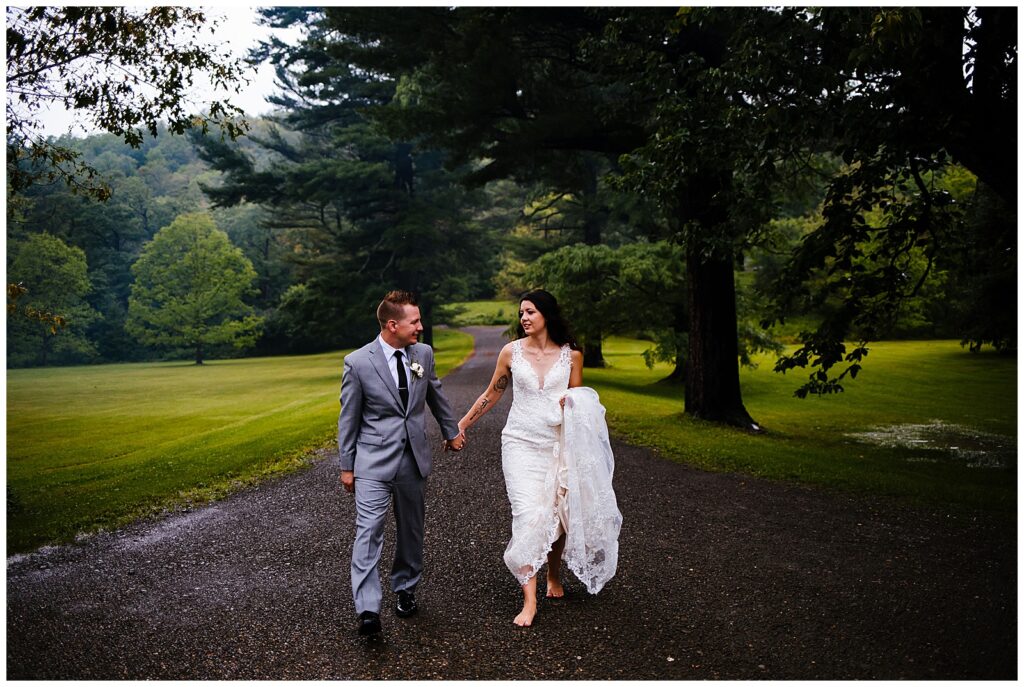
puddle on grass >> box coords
[846,420,1016,469]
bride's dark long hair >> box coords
[516,289,579,349]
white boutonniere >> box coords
[409,360,425,378]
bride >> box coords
[458,289,621,627]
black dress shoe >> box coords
[358,610,382,636]
[395,589,418,618]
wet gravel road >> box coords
[7,326,1016,679]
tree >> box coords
[526,241,782,385]
[9,126,225,362]
[194,10,505,352]
[597,6,1015,406]
[941,184,1016,351]
[126,213,263,364]
[211,8,1013,425]
[523,241,688,379]
[7,233,99,366]
[6,6,247,202]
[295,8,797,427]
[298,7,660,367]
[195,115,500,351]
[523,243,620,354]
[596,9,786,428]
[6,283,65,336]
[749,7,1017,395]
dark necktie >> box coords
[394,350,409,409]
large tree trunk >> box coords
[923,7,1016,207]
[684,246,760,430]
[582,341,604,368]
[580,155,606,368]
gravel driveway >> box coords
[6,326,1016,679]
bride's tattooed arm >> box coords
[466,397,490,424]
[466,372,510,424]
[458,347,512,433]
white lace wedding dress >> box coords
[500,339,621,594]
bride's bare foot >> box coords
[545,576,564,598]
[513,603,537,627]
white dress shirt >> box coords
[377,335,410,389]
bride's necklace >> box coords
[525,342,557,360]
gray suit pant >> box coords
[351,448,425,615]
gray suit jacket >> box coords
[337,339,460,480]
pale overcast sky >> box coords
[35,6,303,138]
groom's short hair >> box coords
[377,290,418,328]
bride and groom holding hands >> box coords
[337,290,621,636]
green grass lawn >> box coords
[7,327,1014,553]
[587,337,1017,514]
[6,329,474,553]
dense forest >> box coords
[8,118,1010,361]
[6,7,1016,426]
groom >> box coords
[337,290,465,636]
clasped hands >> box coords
[444,429,468,452]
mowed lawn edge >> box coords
[6,329,475,554]
[586,337,1016,515]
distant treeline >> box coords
[7,120,515,366]
[6,114,1015,369]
